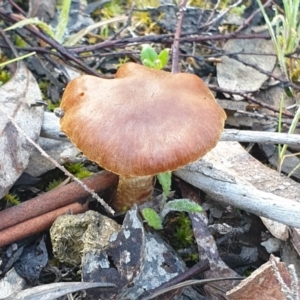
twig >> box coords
[0,106,115,214]
[108,4,134,41]
[41,111,300,146]
[65,15,128,47]
[175,141,300,228]
[171,0,188,73]
[221,129,300,146]
[148,259,210,293]
[196,0,209,27]
[70,32,270,54]
[199,0,243,31]
[209,85,295,117]
[199,0,221,28]
[141,277,243,300]
[0,171,118,231]
[0,27,19,57]
[224,52,300,91]
[235,0,273,33]
[6,0,26,15]
[0,202,89,247]
[0,9,102,77]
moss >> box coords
[46,100,60,112]
[37,80,56,111]
[64,162,92,179]
[173,213,194,248]
[115,56,130,68]
[129,0,160,8]
[3,193,20,205]
[45,178,65,191]
[190,0,249,17]
[188,253,199,262]
[15,35,28,47]
[0,69,11,87]
[102,1,123,19]
[163,212,199,262]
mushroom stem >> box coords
[112,175,155,212]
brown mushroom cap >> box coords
[59,62,226,176]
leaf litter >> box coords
[1,0,300,299]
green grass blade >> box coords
[55,0,71,43]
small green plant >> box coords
[141,172,203,230]
[256,0,300,81]
[256,0,300,170]
[140,45,170,69]
[173,213,195,249]
[142,207,164,230]
[0,69,11,87]
[45,164,91,191]
[46,178,65,191]
[115,57,130,68]
[99,24,110,39]
[0,47,35,86]
[64,163,92,180]
[4,18,55,39]
[100,1,123,19]
[231,4,246,16]
[46,100,60,112]
[55,0,72,43]
[139,45,203,229]
[4,0,71,43]
[129,0,160,8]
[3,193,20,205]
[0,52,36,69]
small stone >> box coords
[50,210,121,265]
[261,238,282,253]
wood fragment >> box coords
[175,141,300,230]
[226,255,300,300]
[222,129,300,146]
[0,171,118,231]
[0,202,88,247]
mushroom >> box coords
[58,62,226,212]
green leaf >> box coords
[4,18,55,39]
[142,58,156,68]
[0,52,36,68]
[161,199,202,219]
[157,48,170,69]
[141,45,158,66]
[55,0,71,43]
[157,172,172,197]
[152,59,162,70]
[141,208,163,230]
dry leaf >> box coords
[0,62,44,198]
[217,39,276,100]
[28,0,56,22]
[227,255,300,300]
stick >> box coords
[171,0,188,73]
[174,141,300,229]
[42,111,300,146]
[0,171,118,231]
[0,202,89,247]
